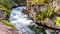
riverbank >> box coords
[0,7,22,34]
[0,21,22,34]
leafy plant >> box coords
[0,4,10,20]
[4,0,12,9]
[31,0,38,5]
[56,17,60,26]
[13,0,26,4]
[0,0,13,20]
[45,5,54,18]
[36,5,54,20]
[0,5,10,13]
[36,12,44,20]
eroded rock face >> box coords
[0,21,22,34]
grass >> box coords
[0,18,15,29]
[36,5,54,20]
[45,5,54,18]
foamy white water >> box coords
[10,6,35,34]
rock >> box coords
[0,9,6,19]
[40,18,60,29]
[0,21,22,34]
[40,6,47,12]
[55,5,60,15]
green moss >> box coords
[42,0,47,3]
[1,19,15,29]
[56,17,60,26]
[31,0,38,5]
[0,4,11,20]
[36,12,44,20]
[4,0,12,9]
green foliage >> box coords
[42,0,47,3]
[56,17,60,26]
[1,19,15,29]
[13,0,26,4]
[4,0,12,9]
[36,5,54,20]
[0,0,12,20]
[36,12,44,20]
[3,0,11,20]
[31,0,47,5]
[0,0,26,20]
[45,5,54,17]
[31,0,38,5]
[0,4,10,20]
[0,5,10,13]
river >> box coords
[9,6,60,34]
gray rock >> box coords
[0,9,6,19]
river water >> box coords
[10,6,60,34]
